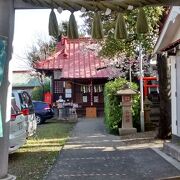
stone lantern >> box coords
[144,96,152,123]
[117,85,137,136]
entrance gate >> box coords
[0,0,179,179]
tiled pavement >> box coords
[45,118,180,180]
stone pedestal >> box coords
[0,174,16,180]
[118,105,137,135]
[119,128,137,136]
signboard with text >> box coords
[0,36,7,86]
[0,36,8,137]
[0,106,3,137]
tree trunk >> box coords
[157,54,171,139]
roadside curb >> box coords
[152,147,180,171]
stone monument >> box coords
[117,84,137,136]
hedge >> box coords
[104,78,140,134]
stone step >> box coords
[151,104,160,108]
[151,119,159,125]
[151,107,160,110]
[150,113,160,117]
[150,118,160,122]
[145,122,157,131]
[163,142,180,162]
[151,105,160,108]
[151,107,160,112]
[150,116,160,121]
[151,115,159,118]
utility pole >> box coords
[139,45,144,132]
[129,59,132,83]
[0,0,15,179]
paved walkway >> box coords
[45,118,180,180]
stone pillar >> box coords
[0,1,15,179]
[144,96,152,123]
[121,95,133,128]
[117,88,137,136]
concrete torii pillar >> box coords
[0,0,15,179]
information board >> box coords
[0,106,3,137]
[0,36,7,86]
[0,36,8,137]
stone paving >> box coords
[45,118,180,180]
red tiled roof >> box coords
[35,38,117,79]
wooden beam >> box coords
[60,1,78,12]
[75,1,97,11]
[157,0,180,6]
[87,1,107,11]
[52,0,75,12]
[14,0,180,10]
[14,0,47,9]
[101,1,124,11]
[113,0,180,6]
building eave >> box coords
[14,0,180,11]
[154,6,180,54]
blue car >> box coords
[32,101,54,125]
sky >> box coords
[12,9,84,70]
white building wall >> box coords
[171,56,177,135]
[176,50,180,136]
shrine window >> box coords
[54,81,63,93]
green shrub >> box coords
[32,82,50,101]
[104,78,140,134]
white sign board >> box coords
[0,106,3,137]
[83,96,87,103]
[65,89,72,94]
[94,96,99,103]
[65,93,72,98]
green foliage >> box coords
[99,36,130,58]
[31,82,50,101]
[101,7,163,57]
[82,7,164,57]
[8,119,74,180]
[104,78,140,134]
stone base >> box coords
[119,128,137,136]
[163,142,180,161]
[172,134,180,144]
[0,174,16,180]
